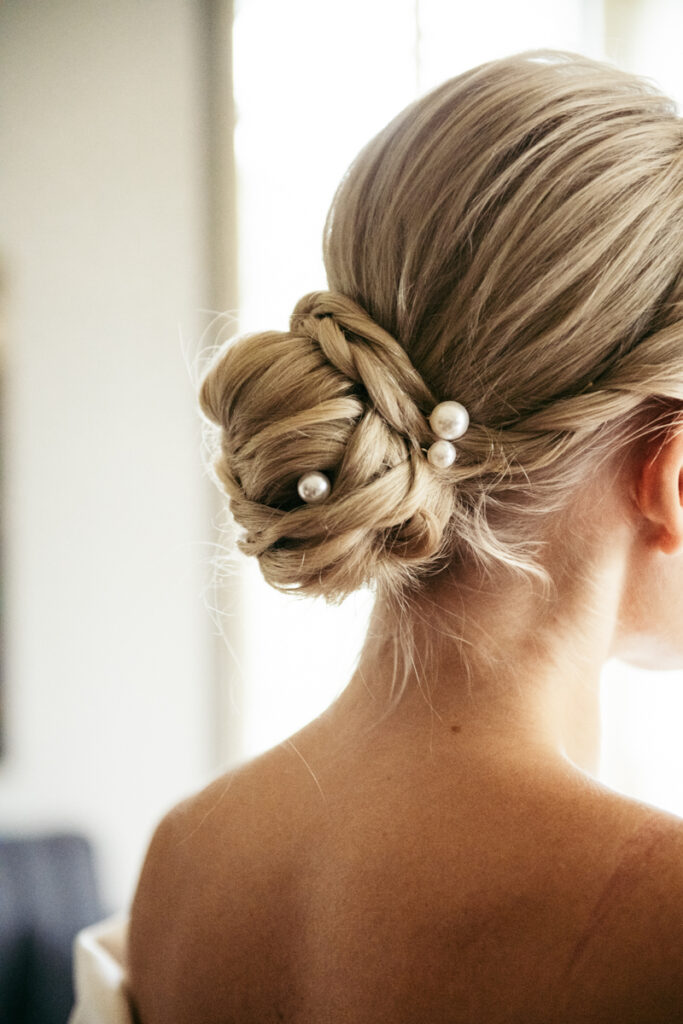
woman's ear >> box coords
[635,420,683,555]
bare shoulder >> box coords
[126,745,311,1021]
[128,758,270,923]
[126,773,240,1019]
[564,787,683,1017]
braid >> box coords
[200,292,458,603]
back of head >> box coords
[199,51,683,680]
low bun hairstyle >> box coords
[199,50,683,629]
[199,290,458,604]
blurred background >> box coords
[1,0,682,941]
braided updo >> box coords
[199,290,459,603]
[199,50,683,619]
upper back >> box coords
[128,724,683,1024]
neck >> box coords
[337,544,628,777]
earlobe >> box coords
[634,427,683,555]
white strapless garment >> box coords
[68,915,134,1024]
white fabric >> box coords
[68,915,134,1024]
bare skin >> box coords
[128,422,683,1023]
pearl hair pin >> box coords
[296,400,470,504]
[297,470,331,504]
[427,400,469,468]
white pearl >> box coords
[297,471,331,504]
[429,401,469,441]
[427,440,457,468]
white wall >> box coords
[0,0,216,910]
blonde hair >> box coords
[199,50,683,698]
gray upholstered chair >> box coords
[0,832,104,1024]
